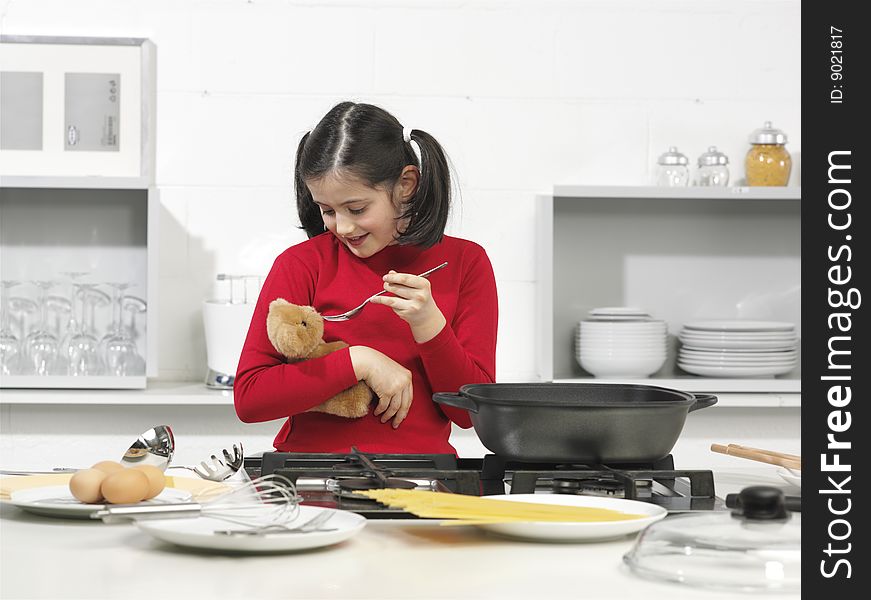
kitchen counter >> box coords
[0,469,800,600]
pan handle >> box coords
[432,392,479,413]
[689,394,718,412]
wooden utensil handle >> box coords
[711,444,802,470]
[728,444,801,462]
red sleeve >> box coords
[233,253,360,423]
[418,244,498,427]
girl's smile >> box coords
[344,233,369,247]
[307,172,416,259]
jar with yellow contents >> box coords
[745,121,792,186]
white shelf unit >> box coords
[536,185,801,398]
[0,36,157,389]
[0,382,233,405]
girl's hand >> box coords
[349,346,413,428]
[369,270,447,343]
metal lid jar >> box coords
[745,121,791,186]
[697,146,730,187]
[655,146,690,187]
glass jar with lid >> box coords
[696,146,730,186]
[655,147,689,187]
[745,121,792,186]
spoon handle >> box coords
[416,262,448,278]
[367,262,449,301]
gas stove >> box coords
[244,448,723,519]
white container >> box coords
[578,353,666,378]
[202,300,255,389]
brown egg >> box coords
[91,460,124,475]
[131,465,166,499]
[69,468,108,504]
[100,469,150,504]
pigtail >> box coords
[294,131,324,239]
[397,129,450,248]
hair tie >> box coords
[402,126,413,143]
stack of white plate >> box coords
[678,320,799,377]
[577,308,667,378]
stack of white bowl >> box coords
[678,320,798,377]
[576,308,667,378]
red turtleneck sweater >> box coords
[234,234,498,454]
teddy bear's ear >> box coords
[269,298,290,311]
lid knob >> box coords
[727,486,789,520]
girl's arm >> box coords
[233,254,359,423]
[417,246,498,427]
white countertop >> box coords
[0,469,800,600]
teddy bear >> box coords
[266,298,373,418]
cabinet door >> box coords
[0,37,154,178]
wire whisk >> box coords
[92,474,303,528]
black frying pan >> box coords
[434,382,716,463]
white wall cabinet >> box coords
[536,186,801,396]
[0,36,156,389]
[0,35,155,179]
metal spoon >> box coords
[0,424,175,475]
[322,262,449,322]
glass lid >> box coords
[624,486,801,593]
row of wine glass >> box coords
[0,275,146,377]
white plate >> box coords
[679,349,798,360]
[470,494,666,542]
[9,485,193,519]
[678,358,797,368]
[679,339,798,350]
[581,321,666,330]
[777,468,802,489]
[678,332,798,342]
[682,320,795,332]
[678,362,796,377]
[136,505,366,553]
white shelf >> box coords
[551,376,799,393]
[536,186,802,397]
[0,375,146,390]
[553,185,801,200]
[0,175,152,189]
[0,382,233,405]
[0,380,797,408]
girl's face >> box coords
[307,169,418,259]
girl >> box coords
[234,102,498,455]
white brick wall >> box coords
[1,0,801,383]
[0,1,801,463]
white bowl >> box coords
[580,346,666,356]
[589,307,650,316]
[579,330,667,337]
[581,321,666,330]
[579,353,666,377]
[578,346,667,355]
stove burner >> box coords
[338,478,418,491]
[574,478,625,497]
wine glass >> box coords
[45,294,71,374]
[103,284,145,376]
[0,281,22,376]
[65,285,106,376]
[23,281,60,376]
[99,282,131,360]
[57,272,89,367]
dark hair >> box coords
[295,102,452,248]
